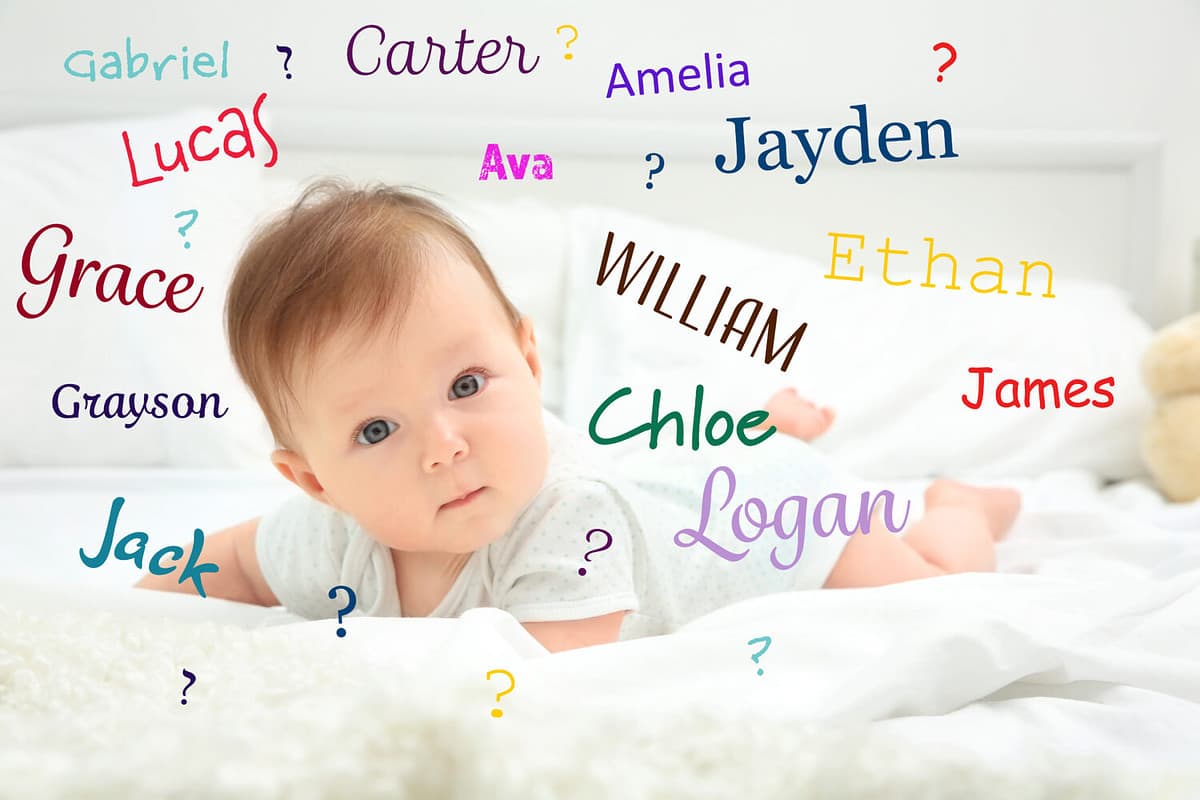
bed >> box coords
[3,469,1200,798]
[3,32,1200,797]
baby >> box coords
[136,181,1020,651]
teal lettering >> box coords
[149,545,184,575]
[115,531,150,568]
[64,49,96,81]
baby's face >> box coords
[280,247,549,554]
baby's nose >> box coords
[422,418,469,472]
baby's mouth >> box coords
[440,487,485,511]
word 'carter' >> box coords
[347,25,540,76]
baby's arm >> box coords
[522,611,628,653]
[492,478,640,652]
[133,517,279,607]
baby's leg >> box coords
[823,507,995,588]
[925,479,1020,541]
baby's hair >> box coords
[225,178,522,449]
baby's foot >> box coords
[756,388,836,442]
[924,479,1021,541]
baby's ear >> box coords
[271,449,336,507]
[517,316,543,385]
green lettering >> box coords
[588,386,651,445]
[736,410,776,446]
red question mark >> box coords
[933,42,957,82]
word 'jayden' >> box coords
[65,38,229,81]
[123,91,277,188]
[80,497,219,597]
[589,385,776,449]
[478,144,553,180]
[17,223,203,319]
[716,103,957,185]
[827,233,1056,300]
[606,52,748,99]
[962,367,1115,409]
[52,384,228,429]
[596,232,808,372]
[675,466,910,570]
[347,25,539,76]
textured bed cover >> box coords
[2,468,1199,799]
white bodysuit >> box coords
[256,411,867,640]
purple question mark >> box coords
[578,528,613,576]
[180,669,196,705]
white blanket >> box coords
[2,469,1200,799]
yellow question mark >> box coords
[555,25,578,60]
[486,669,516,718]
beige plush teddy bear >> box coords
[1142,313,1200,501]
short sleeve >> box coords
[489,479,641,623]
[255,492,400,619]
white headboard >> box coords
[260,108,1173,324]
[3,0,1198,326]
[0,91,1183,325]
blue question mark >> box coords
[644,153,665,189]
[328,585,357,637]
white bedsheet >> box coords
[2,468,1199,799]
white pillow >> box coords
[560,207,1155,480]
[0,111,272,467]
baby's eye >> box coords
[450,372,487,399]
[356,419,397,446]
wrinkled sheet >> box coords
[2,468,1200,797]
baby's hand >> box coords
[758,388,836,442]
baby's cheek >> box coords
[523,432,551,490]
[343,484,422,548]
